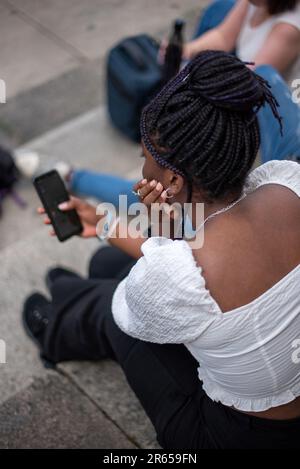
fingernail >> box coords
[156,182,163,191]
[161,190,167,199]
[141,179,147,184]
[58,202,68,210]
[150,180,157,187]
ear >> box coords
[164,170,185,195]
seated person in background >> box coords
[59,0,300,205]
[23,52,300,449]
[185,0,300,87]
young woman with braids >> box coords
[24,52,300,449]
[53,0,300,205]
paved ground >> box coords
[0,0,202,146]
[0,0,208,449]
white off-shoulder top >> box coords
[112,161,300,412]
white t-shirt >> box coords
[237,4,300,87]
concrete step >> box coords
[0,374,137,449]
[0,0,202,147]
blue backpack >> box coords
[106,34,162,142]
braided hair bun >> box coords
[187,51,281,116]
[141,50,282,200]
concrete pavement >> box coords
[0,0,203,146]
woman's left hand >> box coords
[38,196,101,238]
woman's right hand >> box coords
[133,179,167,206]
[38,196,101,238]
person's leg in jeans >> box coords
[255,65,300,163]
[71,170,138,206]
[193,0,236,39]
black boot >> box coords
[22,293,56,368]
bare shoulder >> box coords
[270,22,300,42]
[249,183,300,221]
[190,183,300,312]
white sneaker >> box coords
[14,150,73,183]
[14,150,40,178]
[53,161,72,180]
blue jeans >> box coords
[255,66,300,162]
[71,170,138,206]
[193,0,236,38]
[193,0,300,162]
[71,0,300,204]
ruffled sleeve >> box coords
[244,160,300,197]
[112,237,219,344]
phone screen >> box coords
[34,170,83,242]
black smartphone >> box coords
[34,170,83,242]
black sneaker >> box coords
[22,293,56,369]
[45,267,80,291]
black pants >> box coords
[42,246,300,449]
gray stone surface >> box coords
[59,361,160,449]
[0,374,136,449]
[1,0,202,97]
[9,0,200,60]
[0,0,206,145]
[17,107,142,176]
[0,59,105,146]
[0,2,78,99]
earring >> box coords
[165,187,174,199]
